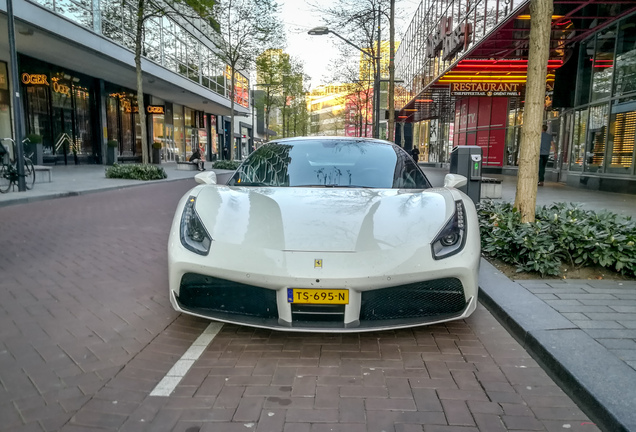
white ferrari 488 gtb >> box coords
[168,137,480,332]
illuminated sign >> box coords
[51,77,70,97]
[426,18,472,61]
[21,73,49,85]
[450,82,523,97]
[147,105,165,114]
[22,73,71,96]
[121,99,139,113]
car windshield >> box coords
[227,139,432,189]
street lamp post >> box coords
[308,26,381,139]
[6,0,26,191]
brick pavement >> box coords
[0,178,603,431]
[64,306,599,432]
[0,181,191,431]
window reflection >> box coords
[584,104,609,173]
[570,108,588,171]
[591,26,616,102]
[229,141,432,189]
[35,0,231,100]
[614,15,636,97]
[56,0,93,29]
[576,39,594,106]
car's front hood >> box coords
[193,186,453,252]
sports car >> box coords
[168,136,480,332]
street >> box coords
[0,179,600,432]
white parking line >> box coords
[150,322,223,397]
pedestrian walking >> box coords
[538,125,554,186]
[411,146,420,162]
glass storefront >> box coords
[17,55,224,168]
[607,98,636,174]
[564,12,636,179]
[21,55,97,164]
[105,87,141,160]
[173,104,185,160]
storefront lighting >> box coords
[438,79,528,83]
[441,75,527,80]
[517,14,564,20]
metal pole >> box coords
[374,6,381,139]
[7,0,26,191]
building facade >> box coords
[0,0,253,166]
[395,0,636,193]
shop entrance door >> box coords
[52,105,74,165]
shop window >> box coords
[545,111,560,169]
[614,15,636,97]
[576,39,594,106]
[607,98,636,174]
[72,82,94,157]
[584,104,609,173]
[570,108,588,171]
[591,26,616,102]
[0,63,13,152]
[174,104,185,159]
[106,96,119,147]
[120,97,135,156]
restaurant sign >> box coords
[450,82,523,97]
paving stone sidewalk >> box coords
[479,261,636,432]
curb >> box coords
[478,258,636,432]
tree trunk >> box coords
[513,0,552,223]
[264,89,271,142]
[387,0,395,143]
[135,0,149,165]
[282,98,287,138]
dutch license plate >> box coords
[287,288,349,304]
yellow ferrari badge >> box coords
[314,259,322,268]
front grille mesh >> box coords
[178,273,278,319]
[360,278,466,321]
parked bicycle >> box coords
[0,137,35,193]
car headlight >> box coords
[431,200,466,260]
[180,196,212,255]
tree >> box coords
[210,0,283,159]
[280,58,310,138]
[513,0,553,222]
[255,50,287,141]
[130,0,217,164]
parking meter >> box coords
[449,146,482,204]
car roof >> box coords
[271,136,396,146]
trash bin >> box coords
[449,146,482,204]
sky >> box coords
[278,0,422,90]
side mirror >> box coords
[444,173,467,189]
[195,171,217,185]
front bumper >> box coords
[170,272,478,333]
